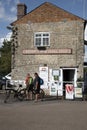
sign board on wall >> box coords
[58,84,63,96]
[50,82,63,96]
[23,49,72,55]
[39,67,48,82]
[52,69,59,81]
[49,69,63,96]
[50,82,58,96]
[52,70,59,76]
[49,69,54,82]
[39,67,48,89]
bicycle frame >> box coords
[4,84,25,103]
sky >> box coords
[0,0,87,38]
[0,0,87,57]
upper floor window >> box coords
[34,32,50,47]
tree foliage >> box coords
[0,40,11,76]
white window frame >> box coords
[34,32,50,47]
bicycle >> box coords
[4,83,45,103]
[18,87,45,101]
[4,84,26,103]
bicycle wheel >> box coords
[17,89,26,101]
[4,89,11,103]
[39,89,45,100]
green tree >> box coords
[0,40,11,76]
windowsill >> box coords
[37,47,46,50]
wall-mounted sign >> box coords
[52,69,59,76]
[23,49,72,55]
[39,67,48,82]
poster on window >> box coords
[58,83,63,96]
[50,82,57,96]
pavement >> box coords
[0,91,87,130]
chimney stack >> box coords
[17,3,27,19]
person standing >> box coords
[25,73,33,100]
[33,73,40,102]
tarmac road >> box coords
[0,96,87,130]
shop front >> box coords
[39,66,79,99]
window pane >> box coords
[36,34,41,37]
[43,34,49,36]
[36,38,41,46]
[43,38,49,46]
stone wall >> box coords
[11,21,84,80]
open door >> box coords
[62,68,77,99]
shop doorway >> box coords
[62,68,77,98]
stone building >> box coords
[10,2,85,96]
